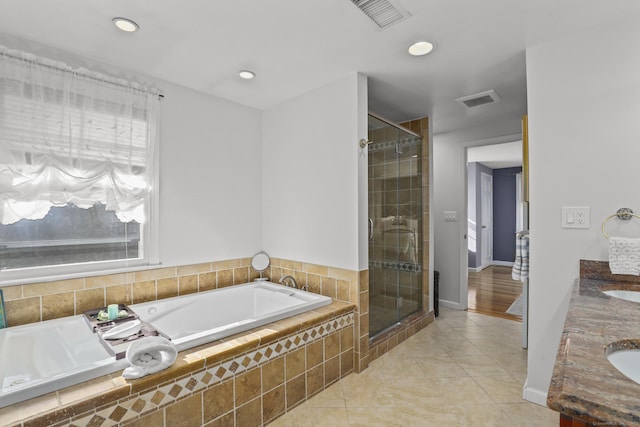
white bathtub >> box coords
[0,315,127,409]
[0,281,331,408]
[130,281,332,351]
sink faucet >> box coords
[280,275,298,289]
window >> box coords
[0,46,161,282]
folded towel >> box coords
[512,234,529,281]
[609,237,640,275]
[122,336,177,379]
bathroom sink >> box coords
[607,348,640,385]
[603,290,640,303]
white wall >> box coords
[432,120,522,308]
[0,34,264,269]
[159,84,262,266]
[262,74,367,271]
[525,21,640,404]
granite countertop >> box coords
[548,261,640,426]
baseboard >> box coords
[439,299,462,310]
[492,260,514,267]
[468,266,482,273]
[522,379,548,406]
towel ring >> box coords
[601,208,640,239]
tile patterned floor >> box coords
[269,308,558,426]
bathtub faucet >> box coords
[280,275,298,289]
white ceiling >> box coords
[467,141,522,169]
[2,0,640,134]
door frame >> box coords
[480,172,493,269]
[460,134,521,311]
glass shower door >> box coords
[368,114,423,338]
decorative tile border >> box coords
[369,259,422,273]
[63,312,354,427]
[368,135,421,151]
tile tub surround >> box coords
[547,261,640,425]
[0,258,359,329]
[0,301,356,427]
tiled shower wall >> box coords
[367,116,432,362]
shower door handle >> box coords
[368,218,374,239]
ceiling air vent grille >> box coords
[455,90,502,108]
[350,0,411,29]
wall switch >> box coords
[444,211,457,222]
[562,207,590,228]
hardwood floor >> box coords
[468,265,523,321]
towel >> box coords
[609,237,640,275]
[122,336,177,379]
[512,234,529,281]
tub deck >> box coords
[0,300,356,427]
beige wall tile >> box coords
[306,364,324,397]
[286,348,305,381]
[235,367,261,407]
[211,259,242,270]
[0,285,22,301]
[42,292,74,321]
[132,281,156,304]
[217,269,233,288]
[359,290,369,314]
[85,273,132,289]
[23,279,84,298]
[233,267,249,285]
[203,380,234,424]
[307,274,321,295]
[177,263,211,276]
[5,297,40,326]
[106,284,132,306]
[341,326,354,351]
[337,279,350,302]
[206,411,234,427]
[325,355,340,386]
[75,288,105,314]
[236,397,262,427]
[179,275,198,295]
[199,272,217,292]
[341,349,354,376]
[270,267,283,283]
[286,374,306,410]
[262,384,285,424]
[303,263,328,276]
[165,393,202,427]
[324,332,341,360]
[157,278,178,299]
[306,340,324,369]
[321,277,337,299]
[262,357,284,392]
[126,410,164,427]
[327,267,358,281]
[281,260,302,271]
[134,267,176,282]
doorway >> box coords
[465,141,523,321]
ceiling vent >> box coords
[350,0,411,29]
[455,90,502,108]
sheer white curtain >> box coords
[0,46,160,225]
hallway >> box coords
[269,308,556,426]
[468,266,523,321]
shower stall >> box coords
[368,114,424,338]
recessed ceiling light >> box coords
[408,41,434,56]
[112,17,139,33]
[238,70,256,80]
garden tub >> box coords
[0,280,331,408]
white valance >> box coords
[0,46,160,225]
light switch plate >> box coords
[444,211,457,222]
[561,207,590,229]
